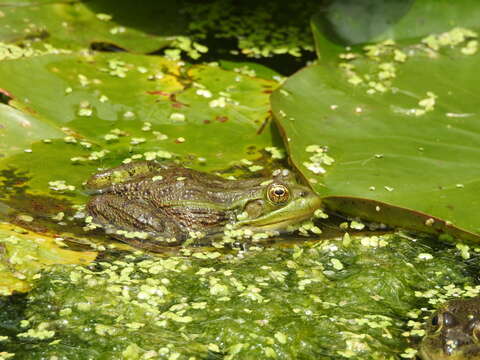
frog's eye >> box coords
[267,184,290,204]
[430,313,441,330]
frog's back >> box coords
[86,161,265,208]
[85,161,169,192]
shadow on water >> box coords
[85,0,321,76]
[0,293,27,344]
[187,36,317,76]
[84,0,188,37]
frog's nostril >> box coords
[300,191,308,197]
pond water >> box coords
[1,223,478,359]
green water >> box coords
[1,233,478,359]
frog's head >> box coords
[420,298,480,360]
[233,169,322,230]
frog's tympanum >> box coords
[420,297,480,360]
[86,161,322,245]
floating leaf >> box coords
[0,223,97,295]
[272,30,480,242]
[0,53,279,192]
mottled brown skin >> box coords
[86,161,321,246]
[420,297,480,360]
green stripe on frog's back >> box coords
[85,161,169,192]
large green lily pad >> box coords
[0,0,177,52]
[271,31,480,242]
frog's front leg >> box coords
[87,194,185,245]
[85,161,168,192]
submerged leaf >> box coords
[0,223,97,295]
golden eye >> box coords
[267,184,290,204]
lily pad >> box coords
[0,51,280,192]
[0,0,177,52]
[0,223,97,295]
[0,103,63,158]
[271,30,480,242]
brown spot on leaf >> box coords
[216,116,228,123]
[203,120,211,124]
[146,90,170,96]
[171,102,184,108]
[169,94,188,108]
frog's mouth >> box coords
[420,336,480,360]
[234,195,322,230]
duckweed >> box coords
[130,138,146,145]
[339,27,478,97]
[2,233,477,359]
[96,13,112,22]
[265,147,285,160]
[0,42,69,61]
[303,145,335,175]
[179,0,317,59]
[48,180,75,193]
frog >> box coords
[85,161,322,247]
[419,297,480,360]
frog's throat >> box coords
[419,339,480,360]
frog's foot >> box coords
[87,194,185,247]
